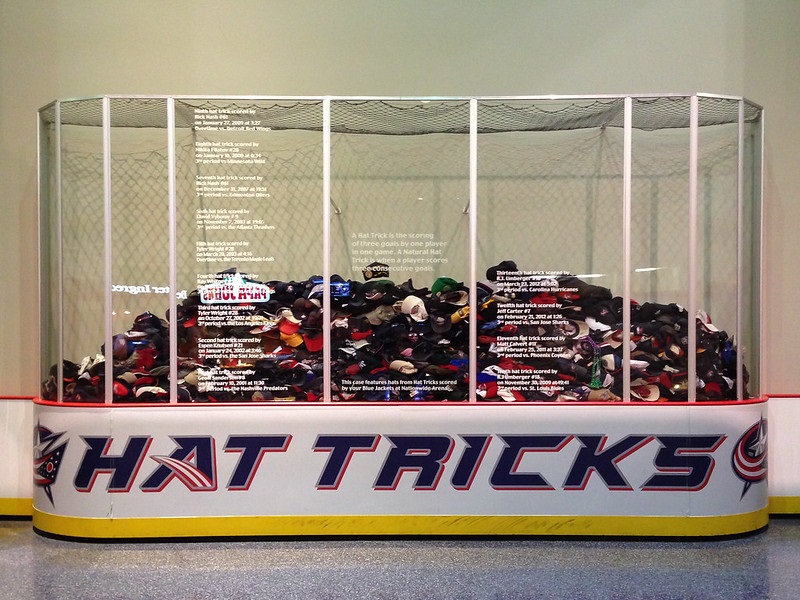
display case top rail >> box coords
[39,94,762,134]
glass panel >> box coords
[628,97,693,402]
[108,98,171,403]
[58,99,106,403]
[174,99,324,402]
[476,98,625,402]
[329,99,471,402]
[695,96,741,400]
[741,107,763,398]
[38,106,61,401]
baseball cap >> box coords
[485,260,518,281]
[362,261,389,281]
[431,277,459,296]
[399,295,428,322]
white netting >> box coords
[39,96,760,404]
[40,95,761,132]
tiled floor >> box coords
[1,518,799,599]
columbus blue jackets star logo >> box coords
[33,423,68,506]
[732,417,767,499]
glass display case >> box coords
[34,94,769,541]
[38,95,763,405]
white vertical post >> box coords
[167,98,178,404]
[54,102,64,402]
[102,97,114,405]
[736,100,745,400]
[687,95,699,402]
[757,109,766,399]
[622,97,632,402]
[469,99,478,403]
[322,98,332,403]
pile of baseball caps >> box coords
[41,261,746,403]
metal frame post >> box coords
[167,98,179,403]
[323,98,332,402]
[102,97,114,405]
[622,96,633,402]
